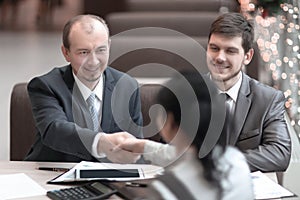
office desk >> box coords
[0,161,145,200]
[0,161,76,199]
[282,162,300,200]
[0,161,298,200]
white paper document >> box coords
[49,161,164,183]
[0,173,46,199]
[251,171,295,199]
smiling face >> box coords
[61,18,110,90]
[207,34,253,91]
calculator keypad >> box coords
[47,186,99,200]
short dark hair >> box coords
[208,12,254,53]
[62,14,109,50]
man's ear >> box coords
[243,48,254,65]
[107,38,111,53]
[108,38,111,48]
[61,45,71,62]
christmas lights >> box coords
[242,0,300,139]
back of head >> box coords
[209,12,254,52]
[157,71,213,152]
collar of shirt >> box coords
[224,72,242,103]
[72,72,104,102]
[212,71,242,103]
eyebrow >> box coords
[208,43,218,47]
[96,45,108,49]
[208,43,239,51]
[75,45,108,51]
[75,48,89,52]
[227,47,239,51]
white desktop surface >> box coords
[0,161,299,200]
[0,161,76,200]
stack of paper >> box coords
[251,171,295,199]
[0,173,46,199]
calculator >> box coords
[47,181,117,200]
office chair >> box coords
[10,83,36,161]
[9,82,163,160]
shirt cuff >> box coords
[92,132,106,158]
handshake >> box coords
[97,131,148,164]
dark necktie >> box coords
[218,93,232,146]
[86,93,99,132]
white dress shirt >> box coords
[217,71,243,115]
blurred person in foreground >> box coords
[25,14,142,163]
[143,72,254,200]
[118,12,291,172]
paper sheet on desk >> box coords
[49,161,164,183]
[0,173,46,199]
[252,171,295,199]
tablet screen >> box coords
[78,169,140,179]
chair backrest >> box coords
[106,11,220,37]
[126,0,239,12]
[10,82,163,160]
[10,83,36,161]
[109,36,209,77]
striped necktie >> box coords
[86,93,99,132]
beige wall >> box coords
[0,0,83,160]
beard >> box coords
[212,68,240,80]
[76,68,103,88]
[78,64,105,82]
[209,63,242,91]
[83,73,102,82]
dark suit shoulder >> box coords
[245,74,285,100]
[29,65,70,83]
[105,67,138,85]
[27,65,73,94]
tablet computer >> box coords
[75,168,142,180]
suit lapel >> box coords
[230,73,252,145]
[101,68,115,132]
[63,65,92,129]
[62,65,75,91]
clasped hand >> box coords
[98,132,142,164]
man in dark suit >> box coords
[205,12,291,172]
[117,13,291,173]
[25,14,143,163]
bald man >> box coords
[25,15,143,163]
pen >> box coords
[38,167,68,172]
[125,182,147,187]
